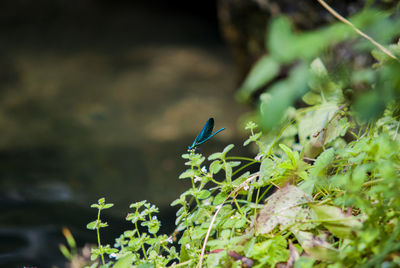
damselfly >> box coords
[188,118,225,151]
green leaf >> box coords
[245,121,258,130]
[260,64,309,130]
[310,58,328,78]
[59,244,71,260]
[179,169,195,179]
[312,205,362,239]
[99,222,108,228]
[209,160,223,174]
[267,17,295,62]
[104,247,118,254]
[224,163,232,181]
[237,56,280,101]
[197,190,211,200]
[213,192,228,205]
[141,218,160,234]
[255,185,312,234]
[130,200,147,209]
[206,250,226,267]
[222,144,235,155]
[297,103,339,145]
[292,230,338,261]
[243,132,262,146]
[208,152,222,161]
[260,158,274,184]
[324,116,349,145]
[87,220,98,230]
[113,253,134,268]
[103,203,114,209]
[232,171,250,187]
[191,227,209,240]
[228,161,241,168]
[310,148,335,178]
[175,207,186,218]
[234,217,248,229]
[179,243,190,262]
[279,144,298,166]
[170,198,183,207]
[246,235,289,267]
[294,256,316,267]
[90,251,99,261]
[302,91,322,105]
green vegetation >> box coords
[61,4,400,268]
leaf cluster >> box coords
[61,5,400,268]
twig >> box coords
[317,0,398,61]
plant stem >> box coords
[96,209,105,265]
[233,199,252,224]
[134,211,148,261]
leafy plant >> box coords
[68,3,400,268]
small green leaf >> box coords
[227,161,241,168]
[224,164,232,181]
[246,235,289,267]
[209,160,223,174]
[170,198,184,207]
[141,218,160,234]
[279,144,298,166]
[103,203,114,209]
[208,152,222,160]
[243,132,262,146]
[312,205,362,239]
[197,190,211,200]
[59,244,72,260]
[130,200,147,209]
[310,148,335,178]
[176,207,186,217]
[292,230,338,261]
[245,121,258,130]
[222,144,235,155]
[104,247,118,254]
[232,171,250,187]
[302,91,322,105]
[179,169,195,179]
[310,58,328,78]
[260,64,309,130]
[87,220,98,230]
[90,252,99,261]
[260,158,274,183]
[214,192,228,205]
[113,253,134,268]
[99,222,109,228]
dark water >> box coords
[0,1,249,267]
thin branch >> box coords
[317,0,398,61]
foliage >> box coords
[65,5,400,268]
[238,7,400,130]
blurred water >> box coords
[0,1,248,267]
